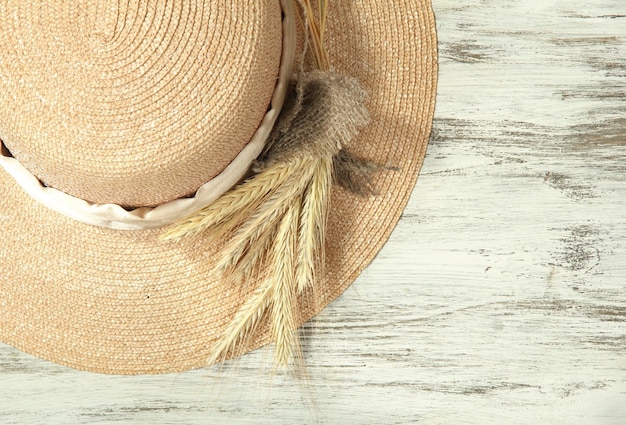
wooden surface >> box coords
[1,1,625,424]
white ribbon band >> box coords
[0,0,296,231]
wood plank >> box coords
[1,1,624,424]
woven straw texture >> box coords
[0,0,438,374]
[0,1,282,207]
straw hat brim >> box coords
[0,0,437,374]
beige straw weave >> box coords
[0,0,438,374]
[0,1,282,207]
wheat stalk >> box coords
[218,222,278,285]
[161,134,334,368]
[162,161,295,241]
[215,156,317,275]
[268,199,301,367]
[296,155,332,294]
[299,0,330,71]
[207,275,274,364]
[210,157,331,366]
[162,2,364,368]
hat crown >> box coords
[0,1,283,207]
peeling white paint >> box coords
[1,1,625,424]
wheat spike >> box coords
[296,155,332,294]
[205,157,330,368]
[206,191,309,368]
[207,275,274,365]
[162,161,294,241]
[160,3,379,369]
[268,199,301,367]
[218,222,278,285]
[215,156,317,275]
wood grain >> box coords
[1,1,625,424]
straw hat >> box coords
[0,0,437,374]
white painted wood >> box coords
[1,1,625,424]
